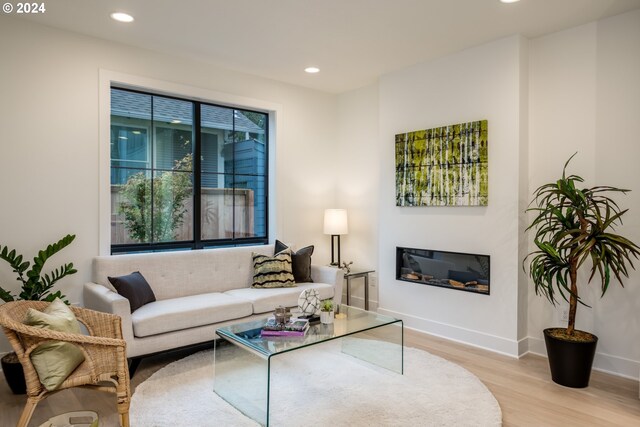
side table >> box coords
[344,269,375,310]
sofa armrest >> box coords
[83,282,134,344]
[310,265,344,306]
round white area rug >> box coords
[131,340,502,426]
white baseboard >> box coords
[517,336,529,356]
[523,336,639,380]
[372,309,638,380]
[377,307,520,357]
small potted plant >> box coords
[0,234,77,394]
[320,300,334,324]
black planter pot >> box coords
[1,352,26,395]
[544,328,598,388]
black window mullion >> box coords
[264,115,269,242]
[150,96,155,244]
[193,103,203,249]
[232,110,236,241]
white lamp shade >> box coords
[324,209,348,235]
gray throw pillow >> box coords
[275,240,314,283]
[108,271,156,312]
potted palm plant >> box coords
[524,155,639,388]
[0,234,77,394]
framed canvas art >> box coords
[395,120,488,206]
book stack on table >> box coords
[261,317,310,337]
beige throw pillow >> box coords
[251,250,296,288]
[24,298,85,391]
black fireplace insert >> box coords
[396,247,490,295]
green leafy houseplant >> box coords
[0,234,77,303]
[524,154,640,387]
[0,234,77,394]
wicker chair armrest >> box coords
[71,305,120,324]
[10,322,125,347]
[70,305,123,339]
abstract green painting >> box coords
[395,120,488,206]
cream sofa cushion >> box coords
[132,293,252,337]
[225,282,334,314]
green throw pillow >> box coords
[24,298,85,391]
[251,250,296,288]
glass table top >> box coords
[216,304,401,358]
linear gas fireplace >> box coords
[396,247,490,295]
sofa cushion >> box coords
[108,271,156,313]
[251,251,296,288]
[226,283,334,314]
[131,293,253,338]
[275,240,314,283]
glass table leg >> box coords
[341,321,403,374]
[214,339,270,426]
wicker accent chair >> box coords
[0,301,130,427]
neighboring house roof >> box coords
[110,88,264,133]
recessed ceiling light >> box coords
[304,67,320,74]
[170,119,182,124]
[110,12,134,23]
[499,0,520,3]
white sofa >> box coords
[83,244,343,360]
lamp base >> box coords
[330,235,341,267]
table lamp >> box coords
[324,209,348,266]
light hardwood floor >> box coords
[1,331,638,426]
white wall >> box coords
[517,36,530,349]
[376,36,528,356]
[336,84,380,308]
[0,17,339,352]
[527,21,598,359]
[593,10,640,378]
[527,10,640,379]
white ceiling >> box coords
[18,0,640,93]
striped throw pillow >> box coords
[251,250,296,288]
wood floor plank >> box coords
[1,330,638,426]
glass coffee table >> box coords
[214,304,403,426]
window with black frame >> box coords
[110,87,268,253]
